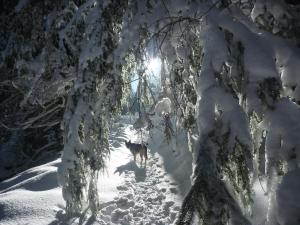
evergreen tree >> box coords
[58,0,128,216]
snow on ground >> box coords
[1,115,298,225]
[276,168,300,225]
[250,179,268,225]
[0,159,65,225]
[0,115,191,225]
[96,115,189,224]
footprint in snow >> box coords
[100,153,180,224]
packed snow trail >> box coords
[0,116,189,225]
[0,116,274,225]
[97,118,182,225]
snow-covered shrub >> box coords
[58,0,129,216]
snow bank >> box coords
[0,159,64,225]
[149,115,193,196]
[276,168,300,225]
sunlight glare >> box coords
[147,58,161,76]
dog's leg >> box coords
[134,154,136,162]
[140,152,143,163]
[143,150,147,167]
[142,149,146,166]
[144,147,148,162]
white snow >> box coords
[5,0,300,224]
[0,159,64,225]
[0,116,190,225]
[0,115,297,225]
[276,168,300,225]
[154,97,172,116]
[250,179,268,225]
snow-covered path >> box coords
[97,118,182,225]
[0,116,277,225]
[0,116,187,225]
[99,155,181,225]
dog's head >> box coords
[125,140,131,147]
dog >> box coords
[125,140,148,163]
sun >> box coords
[148,58,161,71]
[147,57,161,78]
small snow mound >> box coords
[0,159,64,225]
[111,208,130,223]
[155,97,172,116]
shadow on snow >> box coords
[114,160,147,182]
